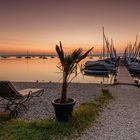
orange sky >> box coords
[0,0,140,55]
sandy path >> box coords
[78,85,140,140]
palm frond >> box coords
[55,41,65,65]
[56,41,93,81]
[77,47,93,63]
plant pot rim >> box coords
[52,98,76,105]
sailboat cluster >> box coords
[84,27,119,75]
[124,36,140,74]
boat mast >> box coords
[27,49,28,57]
[135,35,138,60]
[102,27,105,59]
[111,38,113,58]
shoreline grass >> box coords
[0,90,113,140]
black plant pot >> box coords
[52,98,76,121]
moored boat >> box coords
[128,63,140,74]
[84,61,112,75]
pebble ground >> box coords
[78,85,140,140]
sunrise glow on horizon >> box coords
[0,0,140,55]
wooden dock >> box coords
[115,65,135,85]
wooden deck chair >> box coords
[0,81,44,118]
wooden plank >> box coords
[116,65,135,85]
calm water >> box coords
[0,57,115,84]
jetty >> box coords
[115,59,135,85]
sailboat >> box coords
[84,62,110,75]
[50,55,55,58]
[1,56,8,59]
[25,50,31,59]
[16,56,22,58]
[42,55,48,59]
[128,63,140,73]
[84,27,117,75]
[126,39,140,74]
[39,50,48,59]
[42,51,48,59]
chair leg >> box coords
[5,98,27,117]
[9,110,18,119]
[13,96,30,113]
[5,100,15,112]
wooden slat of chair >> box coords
[0,81,15,99]
[0,82,11,99]
[0,81,22,99]
[7,81,22,99]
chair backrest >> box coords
[0,81,22,100]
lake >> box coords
[0,57,115,84]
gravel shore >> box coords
[78,85,140,140]
[1,82,140,139]
[0,82,105,120]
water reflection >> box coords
[0,57,114,84]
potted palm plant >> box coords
[52,41,93,121]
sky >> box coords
[0,0,140,55]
